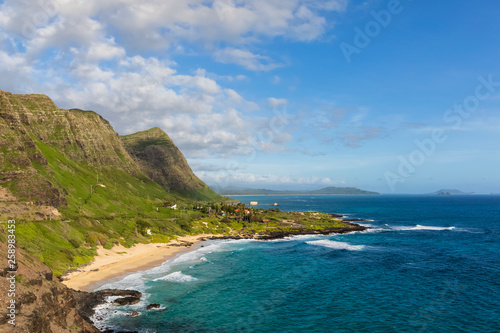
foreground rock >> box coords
[0,242,98,333]
[114,296,141,306]
[71,289,142,321]
[147,303,161,310]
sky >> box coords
[1,0,499,194]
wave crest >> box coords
[306,240,366,251]
[154,271,198,283]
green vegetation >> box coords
[0,90,360,277]
[122,127,222,202]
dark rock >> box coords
[128,311,140,317]
[28,278,43,286]
[114,297,141,306]
[71,289,142,323]
[147,303,161,310]
[19,292,37,305]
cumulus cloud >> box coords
[0,0,348,169]
[213,47,284,71]
[196,171,344,188]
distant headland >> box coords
[212,186,380,196]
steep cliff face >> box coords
[0,89,219,218]
[122,128,221,201]
[0,90,137,170]
[0,89,140,208]
[0,242,98,333]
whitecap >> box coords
[393,225,455,231]
[306,240,366,251]
[153,271,198,283]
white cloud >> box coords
[268,97,288,108]
[196,170,345,187]
[0,0,347,160]
[213,47,283,71]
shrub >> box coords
[69,239,81,248]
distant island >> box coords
[212,186,380,196]
[431,189,474,196]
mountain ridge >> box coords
[0,89,221,218]
[122,127,220,201]
[212,185,380,196]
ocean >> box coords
[93,195,500,332]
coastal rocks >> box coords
[254,224,368,240]
[199,223,368,241]
[0,242,99,333]
[114,297,141,306]
[71,289,142,323]
[343,218,368,222]
[127,311,140,317]
[147,303,161,310]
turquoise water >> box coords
[93,195,500,332]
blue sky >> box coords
[1,0,499,193]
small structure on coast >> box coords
[273,203,279,206]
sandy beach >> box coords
[62,235,216,292]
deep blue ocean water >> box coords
[93,195,500,333]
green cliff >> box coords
[0,89,220,220]
[122,127,221,201]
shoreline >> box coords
[63,221,367,292]
[66,221,368,331]
[63,223,367,292]
[62,234,217,292]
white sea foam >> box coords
[362,227,390,233]
[96,272,148,292]
[282,234,324,241]
[95,239,240,293]
[154,271,198,283]
[306,240,366,251]
[393,225,456,231]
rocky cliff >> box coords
[0,89,219,217]
[0,241,98,333]
[122,127,221,201]
[0,89,139,208]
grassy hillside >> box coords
[122,127,222,201]
[0,90,224,274]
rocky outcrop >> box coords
[71,289,142,323]
[113,297,141,306]
[146,303,161,310]
[200,222,368,241]
[0,242,98,333]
